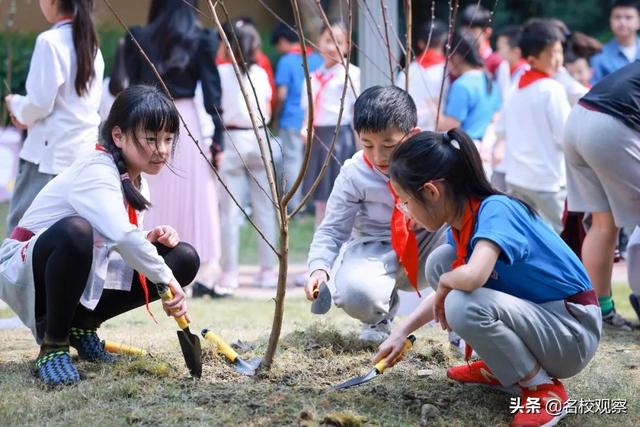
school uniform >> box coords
[301,62,360,202]
[565,61,640,227]
[426,195,601,386]
[218,63,276,275]
[7,20,104,234]
[307,151,445,325]
[503,70,571,233]
[0,151,174,342]
[395,50,446,130]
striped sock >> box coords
[599,295,614,316]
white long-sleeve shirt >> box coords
[395,61,446,130]
[19,151,174,308]
[8,21,104,175]
[503,78,571,192]
[307,151,393,274]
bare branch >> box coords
[380,0,396,84]
[290,0,353,220]
[101,0,278,255]
[404,0,412,91]
[436,0,459,129]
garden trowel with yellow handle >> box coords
[102,340,148,356]
[332,335,416,390]
[156,283,202,378]
[201,329,262,376]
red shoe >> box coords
[511,379,568,427]
[447,360,501,386]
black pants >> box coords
[32,216,200,342]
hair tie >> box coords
[442,132,461,150]
[120,172,131,181]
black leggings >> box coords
[32,216,200,342]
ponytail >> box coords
[389,128,534,217]
[59,0,98,97]
[100,85,180,211]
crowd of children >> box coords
[1,2,640,425]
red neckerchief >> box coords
[510,59,528,76]
[362,154,421,296]
[312,68,335,126]
[450,197,481,360]
[289,45,314,55]
[417,49,445,68]
[518,69,550,89]
[95,144,156,322]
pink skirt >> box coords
[143,99,220,265]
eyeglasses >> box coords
[394,178,445,218]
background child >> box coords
[271,22,323,211]
[591,0,640,82]
[304,86,445,343]
[503,20,571,233]
[301,20,360,228]
[0,85,199,386]
[4,0,104,235]
[216,19,277,292]
[124,0,222,294]
[395,20,447,131]
[458,4,502,78]
[377,128,600,427]
[565,61,640,330]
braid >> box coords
[102,140,151,211]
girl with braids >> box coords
[374,128,601,427]
[4,0,104,236]
[0,85,200,386]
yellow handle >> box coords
[159,286,189,330]
[202,330,239,363]
[374,334,416,374]
[103,340,147,356]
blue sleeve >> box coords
[590,53,605,84]
[275,56,291,87]
[471,199,530,265]
[445,80,471,123]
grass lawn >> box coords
[1,202,639,425]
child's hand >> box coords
[4,94,12,112]
[433,282,453,331]
[373,331,408,368]
[304,269,329,301]
[163,279,189,321]
[147,225,180,247]
[10,115,26,130]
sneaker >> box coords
[447,360,501,386]
[255,268,278,288]
[602,309,638,332]
[630,294,640,323]
[191,282,229,299]
[359,319,392,343]
[511,379,568,427]
[69,327,119,363]
[214,271,239,295]
[36,348,80,386]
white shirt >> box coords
[19,151,174,309]
[219,63,272,128]
[9,21,104,175]
[301,62,360,127]
[553,66,588,106]
[503,78,571,192]
[620,43,638,62]
[395,61,445,130]
[307,151,393,274]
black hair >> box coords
[460,4,493,29]
[321,19,348,37]
[147,0,200,74]
[271,22,298,45]
[610,0,640,13]
[417,20,447,49]
[450,31,485,68]
[221,19,260,74]
[389,128,534,218]
[353,86,417,134]
[100,85,180,211]
[519,20,565,58]
[58,0,98,97]
[497,25,522,49]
